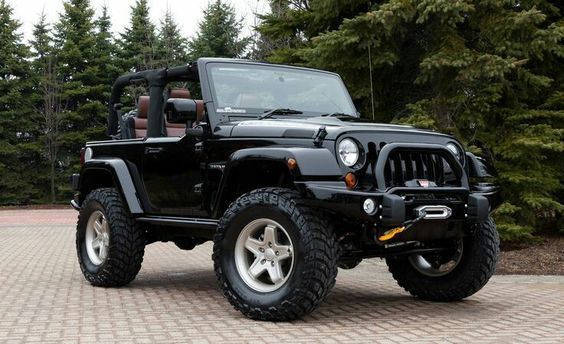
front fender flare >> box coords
[226,147,342,177]
[213,146,342,216]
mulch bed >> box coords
[496,235,564,275]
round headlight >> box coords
[338,138,359,167]
[446,142,461,159]
[84,147,93,162]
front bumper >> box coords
[298,182,489,225]
[297,142,490,226]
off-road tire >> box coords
[386,217,499,301]
[76,188,146,287]
[213,188,339,321]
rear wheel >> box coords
[386,217,499,301]
[213,188,338,321]
[76,188,146,287]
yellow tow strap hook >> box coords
[378,226,406,241]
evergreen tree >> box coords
[155,9,189,67]
[54,0,106,201]
[119,0,158,71]
[92,6,120,86]
[0,0,38,204]
[89,6,120,116]
[30,12,52,64]
[30,12,61,203]
[189,0,250,59]
[259,0,564,239]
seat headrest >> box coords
[138,96,150,119]
[169,88,191,99]
[195,100,205,122]
[138,89,191,119]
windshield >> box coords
[207,63,357,117]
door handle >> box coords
[145,147,163,154]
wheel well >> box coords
[79,168,116,203]
[216,160,293,216]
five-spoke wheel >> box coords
[213,188,338,321]
[234,219,294,292]
[85,210,110,265]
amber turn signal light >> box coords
[287,158,298,170]
[345,172,357,189]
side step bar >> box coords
[136,216,219,229]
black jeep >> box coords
[71,58,500,321]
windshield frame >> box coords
[201,59,357,126]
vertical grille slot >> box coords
[392,153,402,186]
[403,153,414,181]
[383,151,452,188]
[414,153,424,179]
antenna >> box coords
[368,44,375,121]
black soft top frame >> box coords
[107,62,199,138]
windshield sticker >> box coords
[217,107,247,113]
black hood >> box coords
[219,116,454,141]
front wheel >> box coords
[213,188,339,321]
[386,217,499,301]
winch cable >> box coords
[377,211,427,242]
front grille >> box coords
[383,151,457,188]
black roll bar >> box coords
[107,63,199,138]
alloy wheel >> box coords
[85,210,110,265]
[234,218,294,292]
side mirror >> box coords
[165,98,197,124]
[185,125,205,138]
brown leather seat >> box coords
[169,88,191,99]
[194,100,205,124]
[165,122,187,137]
[165,88,191,136]
[132,95,149,138]
[129,89,205,138]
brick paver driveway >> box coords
[0,209,563,343]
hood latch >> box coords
[313,126,327,147]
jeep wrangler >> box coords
[71,58,500,321]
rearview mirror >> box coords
[165,98,197,124]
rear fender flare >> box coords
[78,158,143,214]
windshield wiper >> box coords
[322,112,356,118]
[259,108,303,120]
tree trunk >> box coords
[41,55,61,204]
[50,153,56,204]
